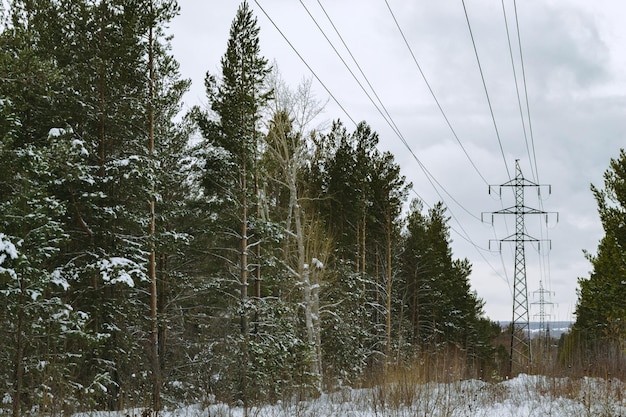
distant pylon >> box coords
[531,280,553,339]
[483,160,556,375]
[531,280,554,362]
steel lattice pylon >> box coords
[531,280,554,362]
[485,160,554,375]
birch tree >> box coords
[264,74,327,391]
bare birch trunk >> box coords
[292,177,322,390]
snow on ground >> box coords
[74,374,626,417]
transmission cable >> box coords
[299,0,482,223]
[313,0,404,142]
[511,0,553,293]
[513,0,539,183]
[461,0,523,289]
[383,0,489,186]
[461,0,511,180]
[255,0,509,284]
[253,0,357,126]
[298,0,399,136]
[310,0,509,282]
[501,0,536,183]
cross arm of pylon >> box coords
[481,208,558,225]
[488,236,552,252]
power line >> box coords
[457,0,522,292]
[378,1,517,290]
[501,0,535,183]
[299,0,483,223]
[298,0,400,137]
[513,0,540,183]
[253,0,357,126]
[256,0,510,285]
[314,0,404,141]
[509,0,552,293]
[461,0,511,180]
[313,0,512,284]
[383,0,489,186]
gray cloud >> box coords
[170,0,626,321]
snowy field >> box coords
[74,374,626,417]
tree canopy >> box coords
[0,2,505,414]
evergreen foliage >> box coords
[569,149,626,372]
[0,1,504,413]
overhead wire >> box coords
[299,0,483,223]
[456,0,524,293]
[314,0,404,143]
[382,0,490,187]
[377,0,514,285]
[313,0,511,283]
[255,0,512,285]
[381,0,513,289]
[513,0,539,184]
[298,0,400,138]
[461,0,511,180]
[376,0,513,285]
[501,0,535,183]
[508,0,554,298]
[512,0,554,296]
[253,0,357,126]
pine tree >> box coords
[573,149,626,364]
[305,120,409,382]
[401,199,487,358]
[0,0,189,410]
[0,96,90,417]
[192,0,271,405]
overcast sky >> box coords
[168,0,626,322]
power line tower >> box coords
[485,160,555,375]
[531,280,553,340]
[531,280,554,363]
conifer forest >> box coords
[0,1,625,416]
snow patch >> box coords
[312,257,324,269]
[0,233,19,262]
[64,374,626,417]
[113,155,140,167]
[51,269,70,291]
[97,257,144,287]
[71,139,89,156]
[48,127,73,138]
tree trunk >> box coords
[362,210,366,273]
[157,253,168,379]
[253,141,261,333]
[240,161,249,414]
[98,1,106,180]
[385,209,392,372]
[12,304,24,417]
[292,166,322,391]
[147,13,161,413]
